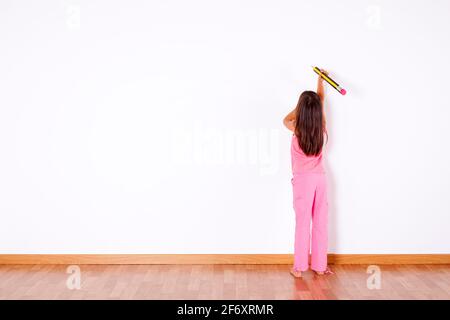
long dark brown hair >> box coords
[294,91,326,156]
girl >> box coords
[283,70,333,278]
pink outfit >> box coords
[291,134,328,272]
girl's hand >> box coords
[317,69,328,83]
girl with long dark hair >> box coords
[283,70,333,278]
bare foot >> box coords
[290,267,302,278]
[313,267,334,276]
[314,271,324,275]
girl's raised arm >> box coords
[317,70,327,129]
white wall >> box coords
[1,0,449,254]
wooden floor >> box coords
[0,264,449,300]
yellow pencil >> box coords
[313,66,346,95]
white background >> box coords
[1,0,449,253]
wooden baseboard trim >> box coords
[0,254,449,265]
[0,254,291,265]
[328,254,450,265]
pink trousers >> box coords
[291,173,328,272]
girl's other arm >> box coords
[283,109,296,132]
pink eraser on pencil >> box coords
[340,89,347,95]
